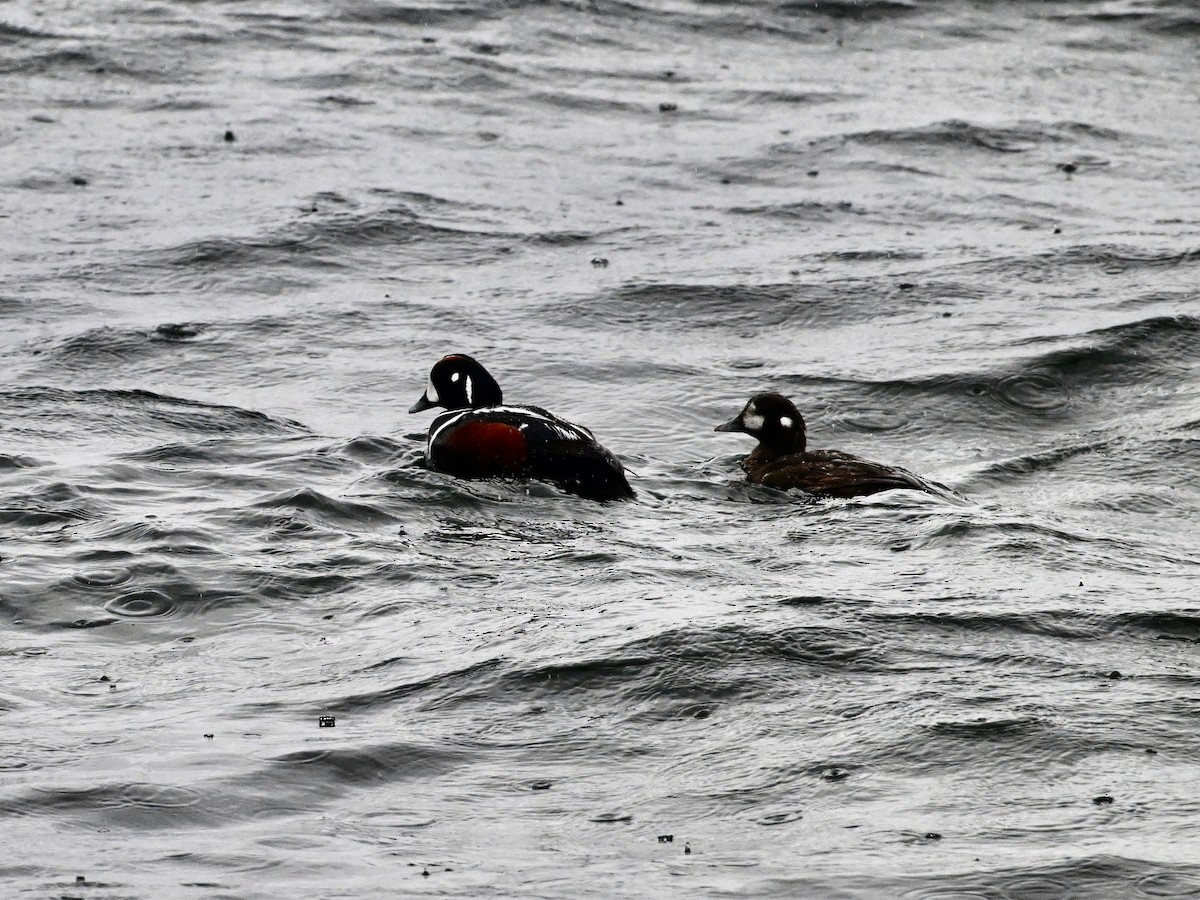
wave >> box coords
[536,280,914,331]
[864,608,1108,641]
[319,622,907,718]
[1111,611,1200,643]
[333,2,504,26]
[251,487,400,528]
[34,323,215,373]
[264,741,469,785]
[785,855,1200,899]
[1053,1,1200,38]
[782,314,1199,420]
[727,87,856,106]
[0,46,187,84]
[0,387,307,438]
[0,480,102,528]
[728,200,862,223]
[0,453,41,471]
[864,605,1200,648]
[0,22,61,40]
[1004,312,1198,389]
[961,244,1200,282]
[114,190,605,290]
[719,119,1126,183]
[804,118,1124,154]
[777,0,919,19]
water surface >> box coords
[3,0,1200,896]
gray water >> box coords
[3,1,1200,897]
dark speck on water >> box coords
[2,0,1198,897]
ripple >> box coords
[757,810,804,826]
[103,589,176,619]
[1139,873,1200,897]
[73,569,132,588]
[120,783,201,808]
[994,372,1069,413]
[840,408,910,431]
[359,812,437,829]
[1002,876,1072,899]
[589,812,633,823]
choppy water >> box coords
[3,0,1200,896]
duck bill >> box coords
[408,393,437,414]
[714,417,744,433]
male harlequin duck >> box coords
[715,392,951,499]
[409,354,634,501]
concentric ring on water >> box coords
[73,569,132,588]
[840,408,909,431]
[120,783,202,808]
[1137,872,1200,897]
[994,372,1068,413]
[103,589,176,618]
[757,810,804,826]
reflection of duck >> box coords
[715,392,949,499]
[409,354,634,501]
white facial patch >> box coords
[464,375,474,404]
[743,413,765,431]
[425,375,439,403]
[779,416,793,429]
[450,371,461,382]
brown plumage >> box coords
[715,392,949,499]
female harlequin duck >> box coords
[715,392,950,499]
[409,354,634,501]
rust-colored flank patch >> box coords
[443,420,528,471]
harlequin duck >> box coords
[409,354,634,501]
[715,392,951,499]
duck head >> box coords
[409,354,504,413]
[715,392,807,457]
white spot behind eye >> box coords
[450,371,461,382]
[425,375,439,403]
[743,413,765,431]
[779,416,793,429]
[465,375,474,404]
